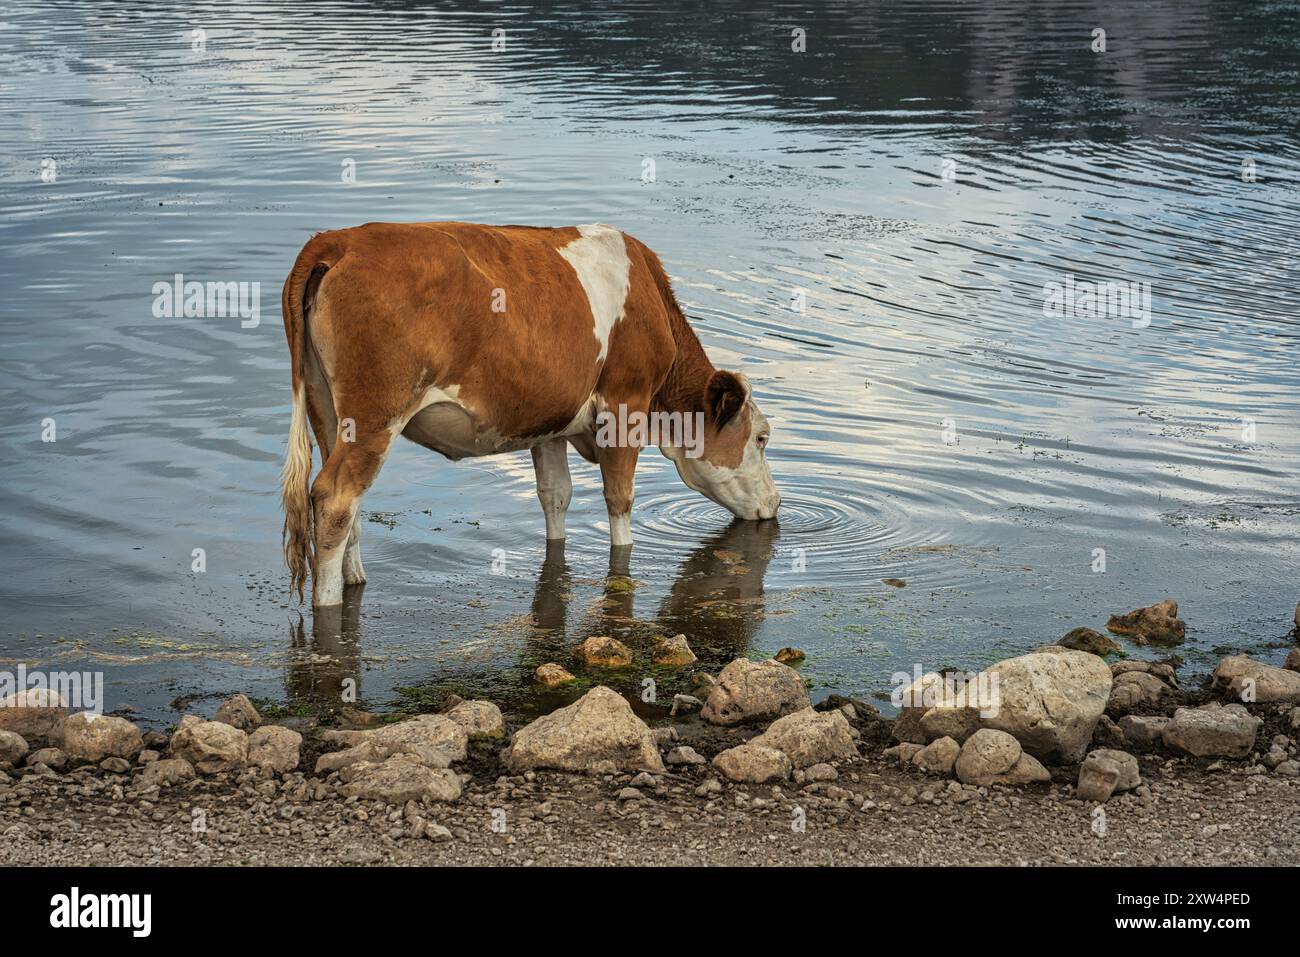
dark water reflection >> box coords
[1,0,1298,724]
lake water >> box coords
[2,0,1298,725]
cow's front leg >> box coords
[342,514,366,585]
[531,438,572,540]
[596,444,639,547]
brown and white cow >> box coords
[280,222,779,607]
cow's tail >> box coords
[280,237,337,603]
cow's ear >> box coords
[705,371,748,430]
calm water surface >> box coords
[1,1,1298,724]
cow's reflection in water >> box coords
[286,520,778,710]
[528,521,776,652]
[654,518,778,656]
[286,594,364,710]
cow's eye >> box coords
[755,433,769,449]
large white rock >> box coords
[0,729,28,765]
[748,708,857,768]
[56,713,144,762]
[339,758,462,804]
[170,720,249,773]
[1212,656,1300,704]
[979,649,1112,763]
[712,743,791,783]
[502,686,664,773]
[0,689,68,739]
[1162,704,1260,757]
[701,658,810,726]
[247,726,302,773]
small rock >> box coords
[700,657,810,726]
[919,704,981,743]
[574,636,633,668]
[774,647,806,664]
[695,778,723,797]
[651,634,696,666]
[690,672,717,696]
[1275,759,1299,777]
[1111,660,1178,684]
[804,762,838,782]
[139,757,196,788]
[1077,760,1119,803]
[247,725,302,773]
[617,786,643,801]
[1118,714,1170,752]
[27,747,67,771]
[99,757,131,774]
[669,694,702,716]
[1077,748,1141,803]
[1059,627,1121,656]
[1284,648,1300,672]
[664,745,706,766]
[1107,671,1172,713]
[883,742,923,764]
[444,700,506,740]
[535,663,576,687]
[214,693,262,731]
[630,771,658,787]
[712,744,792,783]
[1105,598,1186,644]
[913,735,961,775]
[954,729,1021,786]
[425,823,452,842]
[1092,714,1127,749]
[651,726,678,746]
[998,753,1051,785]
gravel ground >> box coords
[3,739,1297,867]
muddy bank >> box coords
[2,726,1297,867]
[3,611,1300,866]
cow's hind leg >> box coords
[311,424,394,607]
[300,354,370,588]
[532,438,573,540]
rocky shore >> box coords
[2,600,1299,867]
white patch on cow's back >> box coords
[558,224,631,363]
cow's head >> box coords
[663,371,780,520]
